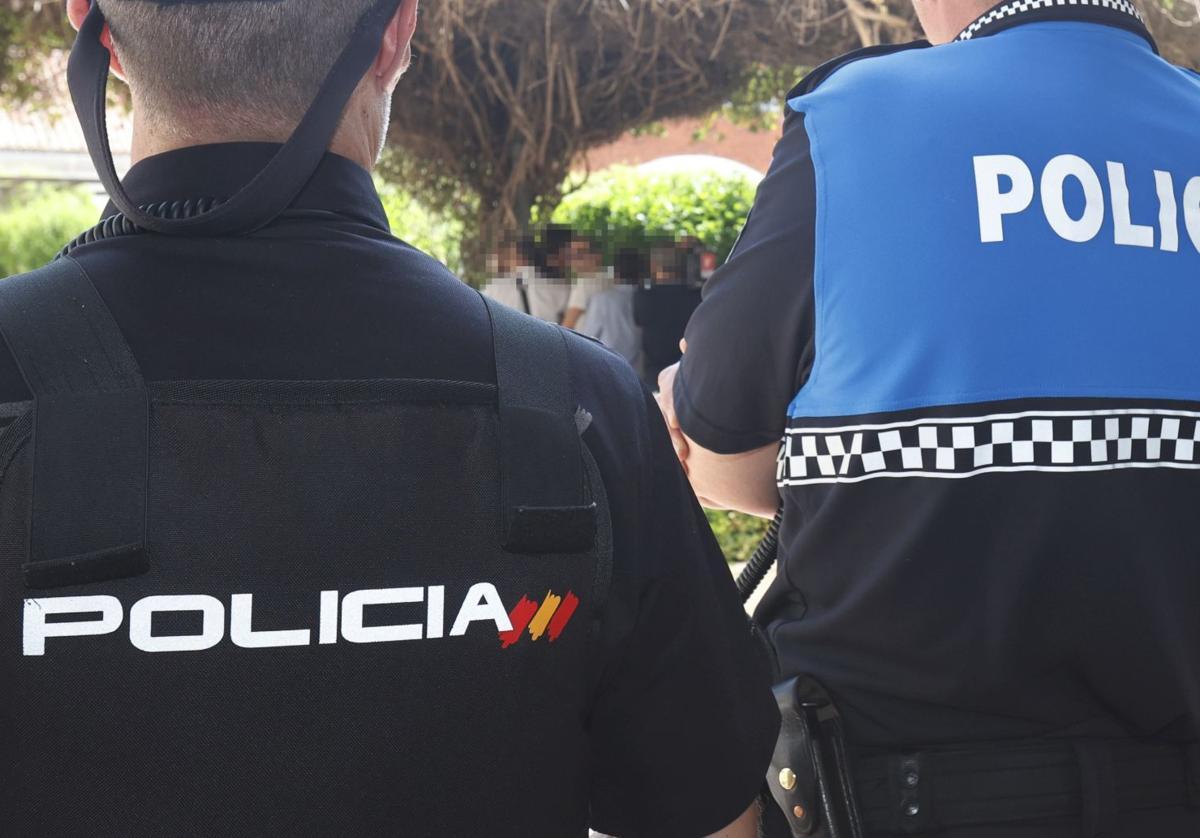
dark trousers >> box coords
[762,803,1200,837]
[884,806,1200,837]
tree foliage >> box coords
[0,1,70,104]
[384,0,1198,267]
[1144,0,1200,68]
[387,0,916,262]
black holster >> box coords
[766,676,865,838]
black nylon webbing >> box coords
[483,296,596,554]
[0,258,150,588]
[69,0,402,237]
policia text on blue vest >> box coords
[975,154,1200,250]
[672,0,1200,835]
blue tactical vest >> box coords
[764,2,1200,750]
[783,24,1200,431]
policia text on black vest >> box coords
[0,0,780,835]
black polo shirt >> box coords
[0,143,778,837]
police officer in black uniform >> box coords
[0,1,779,835]
[660,0,1200,835]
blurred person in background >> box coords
[534,222,576,323]
[480,232,531,309]
[579,247,644,375]
[675,234,706,287]
[561,233,614,331]
[635,241,702,389]
[481,233,566,323]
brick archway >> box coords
[581,115,778,177]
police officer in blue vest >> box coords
[659,1,1200,835]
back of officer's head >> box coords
[92,0,383,134]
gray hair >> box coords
[98,0,375,130]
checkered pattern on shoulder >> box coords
[778,409,1200,486]
[957,0,1144,43]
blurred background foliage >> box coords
[543,167,758,264]
[0,182,470,279]
[706,509,773,564]
[375,179,467,274]
[0,185,96,276]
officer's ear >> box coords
[372,0,420,91]
[66,0,129,81]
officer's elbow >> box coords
[686,440,780,520]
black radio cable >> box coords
[735,506,784,604]
[58,198,228,259]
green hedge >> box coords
[545,166,758,263]
[0,186,98,278]
[705,509,772,564]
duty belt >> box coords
[854,738,1200,835]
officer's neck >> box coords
[129,101,381,173]
[915,0,995,44]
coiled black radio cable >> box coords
[735,506,783,604]
[58,197,228,259]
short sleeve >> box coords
[675,108,818,455]
[587,389,779,838]
[568,274,612,313]
[568,281,590,312]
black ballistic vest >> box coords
[0,257,612,836]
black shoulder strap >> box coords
[0,258,150,589]
[787,40,930,100]
[482,295,597,554]
[517,281,532,317]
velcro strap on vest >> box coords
[0,258,150,589]
[483,296,596,554]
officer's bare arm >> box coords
[657,360,779,519]
[681,438,779,520]
[706,802,761,838]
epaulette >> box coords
[786,40,931,100]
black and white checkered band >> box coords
[779,409,1200,486]
[957,0,1145,43]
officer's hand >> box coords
[656,341,689,474]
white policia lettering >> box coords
[21,584,515,656]
[974,154,1200,254]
